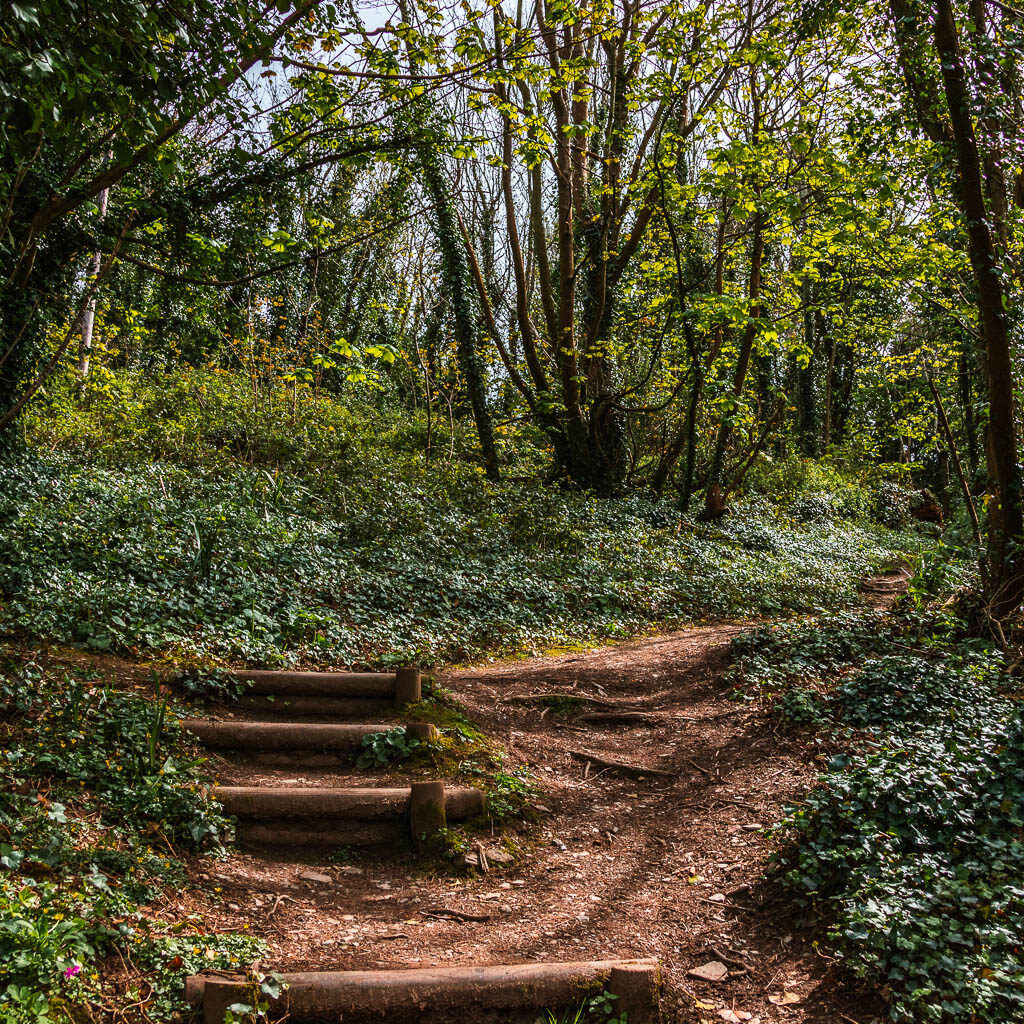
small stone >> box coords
[227,902,240,912]
[708,892,727,902]
[688,961,729,982]
[299,871,333,884]
[338,866,364,875]
[483,847,515,865]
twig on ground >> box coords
[503,693,635,710]
[701,707,752,721]
[474,842,489,873]
[709,944,752,973]
[698,896,747,910]
[715,798,760,812]
[269,894,299,917]
[568,749,676,778]
[419,907,491,923]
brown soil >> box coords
[160,570,909,1024]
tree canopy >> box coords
[1,0,1021,610]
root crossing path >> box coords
[189,588,904,1023]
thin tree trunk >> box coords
[926,370,984,560]
[704,72,763,520]
[76,180,111,377]
[703,209,763,519]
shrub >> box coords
[355,727,426,769]
[0,653,252,1022]
[742,453,873,521]
[872,480,922,529]
[731,611,1023,1022]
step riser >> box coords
[218,787,483,818]
[187,724,374,750]
[235,695,397,718]
[184,722,437,757]
[239,752,365,768]
[219,785,485,849]
[237,820,407,847]
[189,961,660,1024]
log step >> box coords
[186,959,661,1023]
[218,782,485,848]
[231,668,421,702]
[184,720,437,764]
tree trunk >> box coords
[76,181,111,377]
[796,279,819,456]
[703,214,763,520]
[418,145,501,481]
[933,0,1024,617]
[704,209,763,520]
[704,70,763,519]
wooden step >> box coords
[183,720,437,765]
[228,668,421,718]
[232,668,420,700]
[218,782,484,848]
[186,959,661,1023]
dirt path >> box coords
[183,576,908,1023]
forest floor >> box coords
[157,572,908,1024]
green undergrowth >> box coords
[312,691,539,866]
[536,988,629,1024]
[729,602,1024,1022]
[406,693,540,856]
[0,651,262,1024]
[0,450,918,670]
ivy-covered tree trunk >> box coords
[417,143,500,481]
[0,168,87,445]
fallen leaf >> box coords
[769,992,802,1006]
